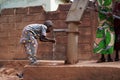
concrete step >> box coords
[23,60,120,80]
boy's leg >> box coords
[107,54,113,62]
[97,54,106,63]
[115,50,119,61]
[106,46,114,62]
[30,38,38,64]
[24,39,38,64]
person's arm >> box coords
[113,14,120,19]
[93,0,112,16]
[39,35,55,43]
[99,10,112,15]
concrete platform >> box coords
[23,60,120,80]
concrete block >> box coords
[24,60,120,80]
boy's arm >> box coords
[39,35,55,43]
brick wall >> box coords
[0,2,98,60]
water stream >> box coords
[52,31,56,60]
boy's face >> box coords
[46,27,53,33]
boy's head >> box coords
[44,20,53,33]
[44,20,53,27]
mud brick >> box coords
[38,44,53,52]
[0,16,9,23]
[15,7,28,14]
[79,27,92,43]
[55,32,67,36]
[79,35,92,43]
[15,23,25,30]
[30,13,46,21]
[78,44,91,52]
[22,14,43,22]
[57,4,71,11]
[37,52,53,60]
[37,12,46,21]
[53,52,66,60]
[8,15,15,23]
[0,46,9,57]
[15,30,22,37]
[0,31,9,38]
[83,10,91,18]
[78,52,93,60]
[24,13,45,21]
[14,45,28,59]
[8,36,17,44]
[22,15,35,22]
[54,20,67,28]
[79,27,91,36]
[80,17,91,27]
[15,14,24,22]
[30,20,44,24]
[2,42,12,48]
[1,8,15,15]
[55,44,67,53]
[0,39,9,47]
[14,51,27,60]
[15,37,21,44]
[21,22,37,26]
[58,11,68,20]
[90,10,98,28]
[56,36,67,44]
[16,22,33,30]
[2,52,15,60]
[0,24,2,31]
[93,27,97,40]
[45,11,59,20]
[8,46,17,54]
[91,12,98,28]
[1,23,15,31]
[29,6,44,14]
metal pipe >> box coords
[53,29,68,32]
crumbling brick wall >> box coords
[0,3,98,60]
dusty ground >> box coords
[0,67,19,80]
[0,60,27,80]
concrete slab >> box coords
[23,60,120,80]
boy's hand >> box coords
[50,40,56,43]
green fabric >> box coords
[93,0,115,54]
[97,0,113,22]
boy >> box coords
[20,20,55,64]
